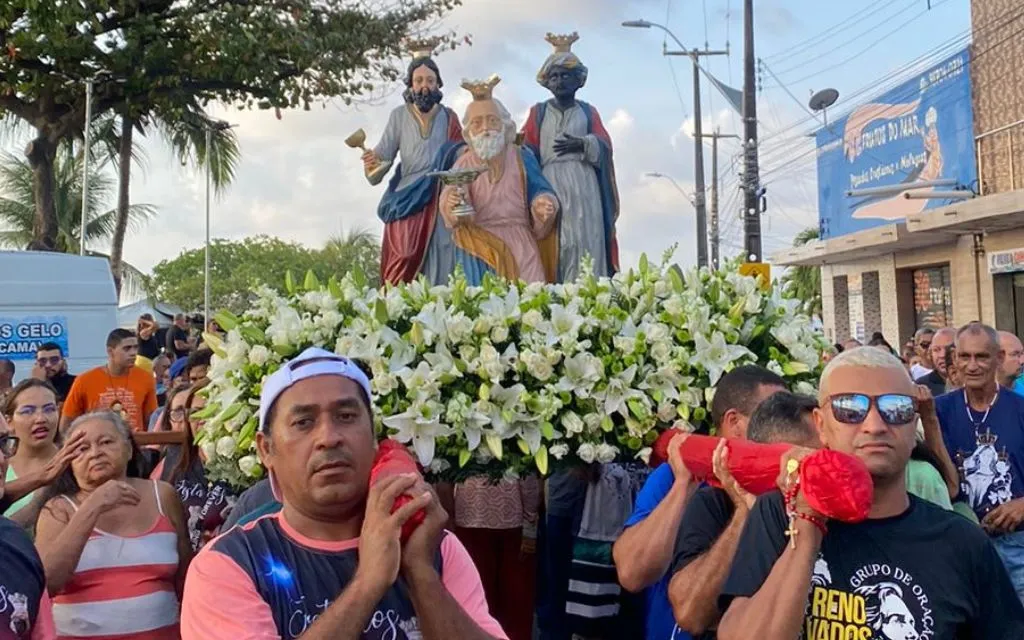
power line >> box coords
[760,27,1024,187]
[769,0,921,78]
[757,1,1023,151]
[761,0,895,62]
[781,0,954,86]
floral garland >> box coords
[195,253,826,489]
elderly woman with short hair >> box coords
[35,411,191,639]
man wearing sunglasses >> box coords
[612,366,786,640]
[936,322,1024,602]
[0,414,56,638]
[668,391,820,639]
[30,342,76,403]
[718,345,1024,640]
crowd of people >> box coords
[2,316,1024,639]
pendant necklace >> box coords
[964,386,999,446]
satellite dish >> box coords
[809,88,839,125]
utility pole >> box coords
[700,129,739,269]
[666,46,728,268]
[742,0,762,263]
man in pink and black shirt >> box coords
[181,347,506,639]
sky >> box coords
[26,0,975,288]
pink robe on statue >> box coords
[441,145,553,283]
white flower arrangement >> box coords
[194,253,827,488]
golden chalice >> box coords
[346,128,388,181]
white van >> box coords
[0,251,117,379]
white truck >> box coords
[0,251,118,380]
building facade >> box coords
[774,0,1024,345]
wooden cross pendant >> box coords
[785,515,799,549]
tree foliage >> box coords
[0,0,462,248]
[0,144,154,299]
[150,233,382,313]
[781,227,822,318]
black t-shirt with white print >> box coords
[721,491,1024,640]
[0,517,47,639]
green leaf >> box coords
[485,434,503,461]
[374,298,388,324]
[535,445,549,475]
[601,415,614,432]
[541,421,555,440]
[783,361,811,376]
[191,403,220,420]
[639,253,649,275]
[219,402,244,423]
[351,264,367,288]
[237,417,258,449]
[304,269,320,290]
[669,267,684,294]
[285,270,296,295]
[240,326,266,345]
[328,276,343,299]
[213,310,240,331]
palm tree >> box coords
[0,144,156,300]
[94,101,240,294]
[321,227,382,286]
[781,226,822,318]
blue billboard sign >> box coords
[816,48,976,238]
[0,315,69,360]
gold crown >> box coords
[545,31,580,53]
[978,430,999,447]
[407,37,441,60]
[461,74,501,101]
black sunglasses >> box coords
[0,434,19,457]
[828,393,917,426]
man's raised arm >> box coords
[613,434,694,592]
[670,444,756,635]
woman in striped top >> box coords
[35,410,192,639]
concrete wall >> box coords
[972,0,1024,194]
[820,228,1024,343]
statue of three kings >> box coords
[360,33,620,286]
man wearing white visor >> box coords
[181,347,506,639]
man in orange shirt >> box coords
[61,329,157,432]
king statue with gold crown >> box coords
[434,75,561,285]
[521,32,620,282]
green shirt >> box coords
[3,466,34,517]
[906,459,953,511]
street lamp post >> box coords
[196,119,235,327]
[645,172,696,206]
[623,19,727,268]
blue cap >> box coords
[258,347,372,433]
[169,357,188,380]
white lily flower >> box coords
[692,331,753,386]
[480,288,521,320]
[382,400,451,466]
[601,365,649,418]
[555,353,604,397]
